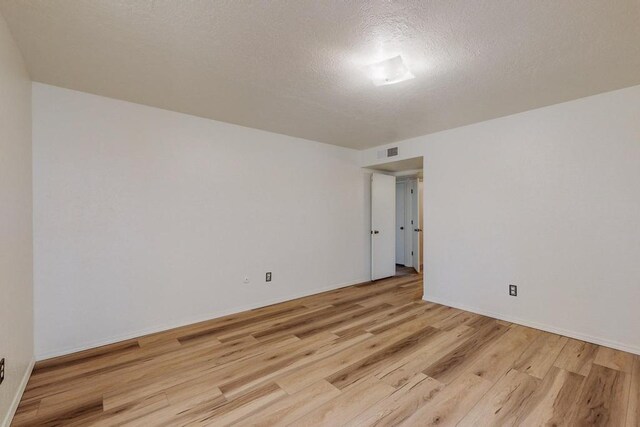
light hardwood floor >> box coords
[13,273,639,426]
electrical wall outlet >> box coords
[1,358,5,385]
[266,272,272,282]
[509,284,518,296]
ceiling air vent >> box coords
[387,147,398,157]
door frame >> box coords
[365,156,424,279]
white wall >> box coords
[33,83,370,359]
[362,85,640,354]
[0,13,33,427]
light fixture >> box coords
[366,55,414,86]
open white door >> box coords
[395,182,406,264]
[410,179,421,273]
[371,173,396,280]
[404,183,413,267]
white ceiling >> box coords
[2,1,639,150]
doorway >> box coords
[369,157,424,280]
[395,176,423,274]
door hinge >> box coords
[411,251,414,256]
[411,189,414,193]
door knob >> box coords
[400,226,404,230]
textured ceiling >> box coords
[2,1,639,149]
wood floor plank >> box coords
[511,332,568,379]
[176,304,310,343]
[81,394,170,427]
[518,366,585,427]
[214,305,332,343]
[345,373,444,426]
[465,324,541,383]
[155,382,286,427]
[33,340,140,372]
[102,366,222,411]
[364,304,446,334]
[9,400,39,426]
[221,331,372,399]
[326,325,439,389]
[193,383,287,426]
[163,373,224,407]
[458,368,541,426]
[422,320,509,384]
[628,355,640,427]
[235,380,340,426]
[210,331,340,395]
[27,340,151,389]
[594,345,635,373]
[11,271,639,427]
[207,334,300,367]
[274,332,398,394]
[24,336,227,402]
[251,304,363,341]
[24,396,105,427]
[331,302,422,337]
[285,376,395,427]
[569,363,630,426]
[276,315,443,394]
[376,325,473,388]
[398,372,494,426]
[285,303,393,340]
[431,310,478,331]
[36,390,105,421]
[553,337,599,376]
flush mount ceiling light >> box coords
[366,55,415,86]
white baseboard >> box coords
[424,294,640,356]
[1,357,35,427]
[37,277,371,361]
